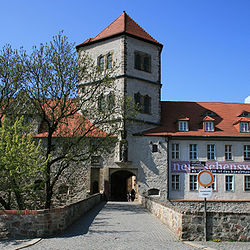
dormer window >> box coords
[178,121,188,131]
[240,122,249,133]
[204,121,214,132]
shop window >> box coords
[172,175,180,190]
[172,143,180,160]
[134,51,151,72]
[207,144,215,160]
[225,145,232,161]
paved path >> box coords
[1,202,249,250]
[28,202,194,250]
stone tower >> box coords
[76,12,164,200]
[76,11,163,130]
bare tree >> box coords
[19,32,135,208]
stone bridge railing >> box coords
[0,194,102,239]
[139,195,249,242]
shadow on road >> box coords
[56,201,107,238]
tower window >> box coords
[98,55,105,70]
[107,54,113,69]
[152,144,158,153]
[134,51,151,72]
[134,92,151,114]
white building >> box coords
[76,12,250,202]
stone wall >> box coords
[0,194,101,239]
[139,195,250,241]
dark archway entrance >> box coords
[110,170,135,201]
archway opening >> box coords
[110,170,136,201]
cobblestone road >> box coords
[28,202,194,250]
[1,202,249,250]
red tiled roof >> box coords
[32,99,107,138]
[140,101,250,137]
[76,12,162,49]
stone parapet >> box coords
[0,194,101,239]
[139,195,250,242]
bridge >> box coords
[22,201,204,250]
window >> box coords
[134,51,151,72]
[107,92,115,111]
[244,145,250,161]
[208,175,216,190]
[107,54,113,69]
[225,145,232,161]
[244,176,250,191]
[179,121,188,131]
[172,144,180,160]
[98,94,106,111]
[143,95,151,114]
[240,122,249,132]
[172,175,180,190]
[225,176,233,191]
[152,144,158,153]
[148,188,160,196]
[189,144,197,160]
[190,175,198,191]
[134,92,151,114]
[207,144,215,160]
[204,121,214,132]
[98,55,105,70]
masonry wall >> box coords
[139,195,250,241]
[169,139,250,200]
[0,194,101,239]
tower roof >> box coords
[76,12,162,49]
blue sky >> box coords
[1,0,249,103]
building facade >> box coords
[76,12,250,202]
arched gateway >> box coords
[110,170,136,201]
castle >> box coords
[75,12,250,202]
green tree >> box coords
[0,117,47,210]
